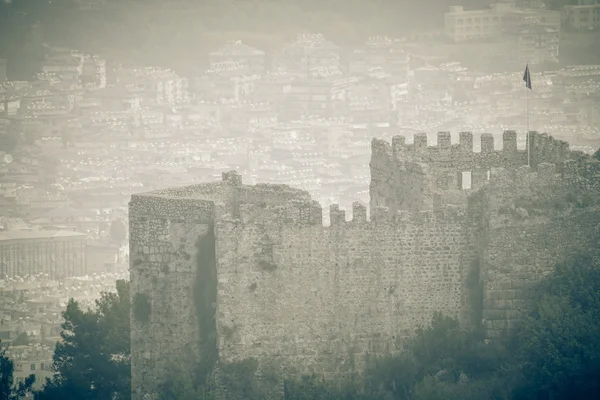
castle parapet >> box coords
[459,132,473,152]
[236,199,325,225]
[392,135,406,156]
[414,132,428,152]
[310,200,323,225]
[372,138,392,158]
[503,130,517,152]
[352,201,367,223]
[437,131,451,150]
[375,131,575,168]
[481,133,495,153]
[222,170,242,186]
[287,199,312,224]
[329,204,346,226]
[528,132,572,166]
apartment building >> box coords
[563,0,600,31]
[209,41,266,74]
[285,68,356,119]
[273,34,341,78]
[197,62,261,101]
[82,55,107,88]
[444,4,505,42]
[41,48,85,82]
[503,9,562,32]
[575,0,600,5]
[7,344,54,392]
[348,36,410,84]
[445,1,561,42]
[516,0,544,8]
[116,67,189,105]
[0,230,87,279]
[509,25,560,65]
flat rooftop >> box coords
[133,171,310,202]
[0,230,87,242]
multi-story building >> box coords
[209,41,266,74]
[413,66,456,101]
[516,0,544,9]
[82,55,107,88]
[19,89,74,119]
[273,33,341,78]
[444,4,506,41]
[0,230,87,279]
[117,67,188,106]
[7,344,54,392]
[575,0,600,5]
[0,95,19,117]
[0,58,6,82]
[86,239,120,274]
[284,67,356,119]
[503,9,562,32]
[252,73,292,106]
[552,65,600,87]
[347,98,394,135]
[196,62,261,102]
[508,25,560,65]
[348,36,410,84]
[226,102,278,128]
[351,70,409,110]
[445,1,561,42]
[1,154,59,186]
[85,85,141,113]
[41,48,84,82]
[563,2,600,31]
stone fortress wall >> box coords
[129,131,600,400]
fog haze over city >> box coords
[1,1,600,400]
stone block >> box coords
[483,310,506,320]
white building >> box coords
[445,1,561,42]
[563,0,600,31]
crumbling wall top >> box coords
[221,197,469,228]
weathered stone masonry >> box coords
[129,131,600,400]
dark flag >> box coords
[523,64,532,90]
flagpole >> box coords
[527,77,530,167]
[526,63,530,168]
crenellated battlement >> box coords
[373,131,513,157]
[370,131,582,216]
[220,197,468,228]
[372,131,574,171]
